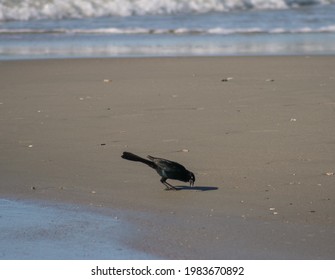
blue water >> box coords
[0,199,155,259]
[1,0,335,59]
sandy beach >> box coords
[1,56,335,259]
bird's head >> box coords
[189,172,195,187]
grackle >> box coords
[121,152,195,190]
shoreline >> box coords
[1,53,334,63]
[0,198,158,259]
[1,56,335,259]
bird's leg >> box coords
[164,182,177,191]
[160,178,177,191]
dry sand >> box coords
[0,56,335,259]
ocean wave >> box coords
[2,25,335,35]
[1,0,335,21]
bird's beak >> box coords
[190,180,194,187]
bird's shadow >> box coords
[173,186,218,192]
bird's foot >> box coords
[164,185,177,191]
[164,186,177,191]
[161,180,177,191]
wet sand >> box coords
[0,57,335,259]
[0,199,156,259]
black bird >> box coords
[121,152,195,190]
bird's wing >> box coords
[150,157,186,172]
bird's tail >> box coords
[121,152,156,169]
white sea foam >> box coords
[1,25,335,35]
[0,199,155,259]
[1,0,335,21]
